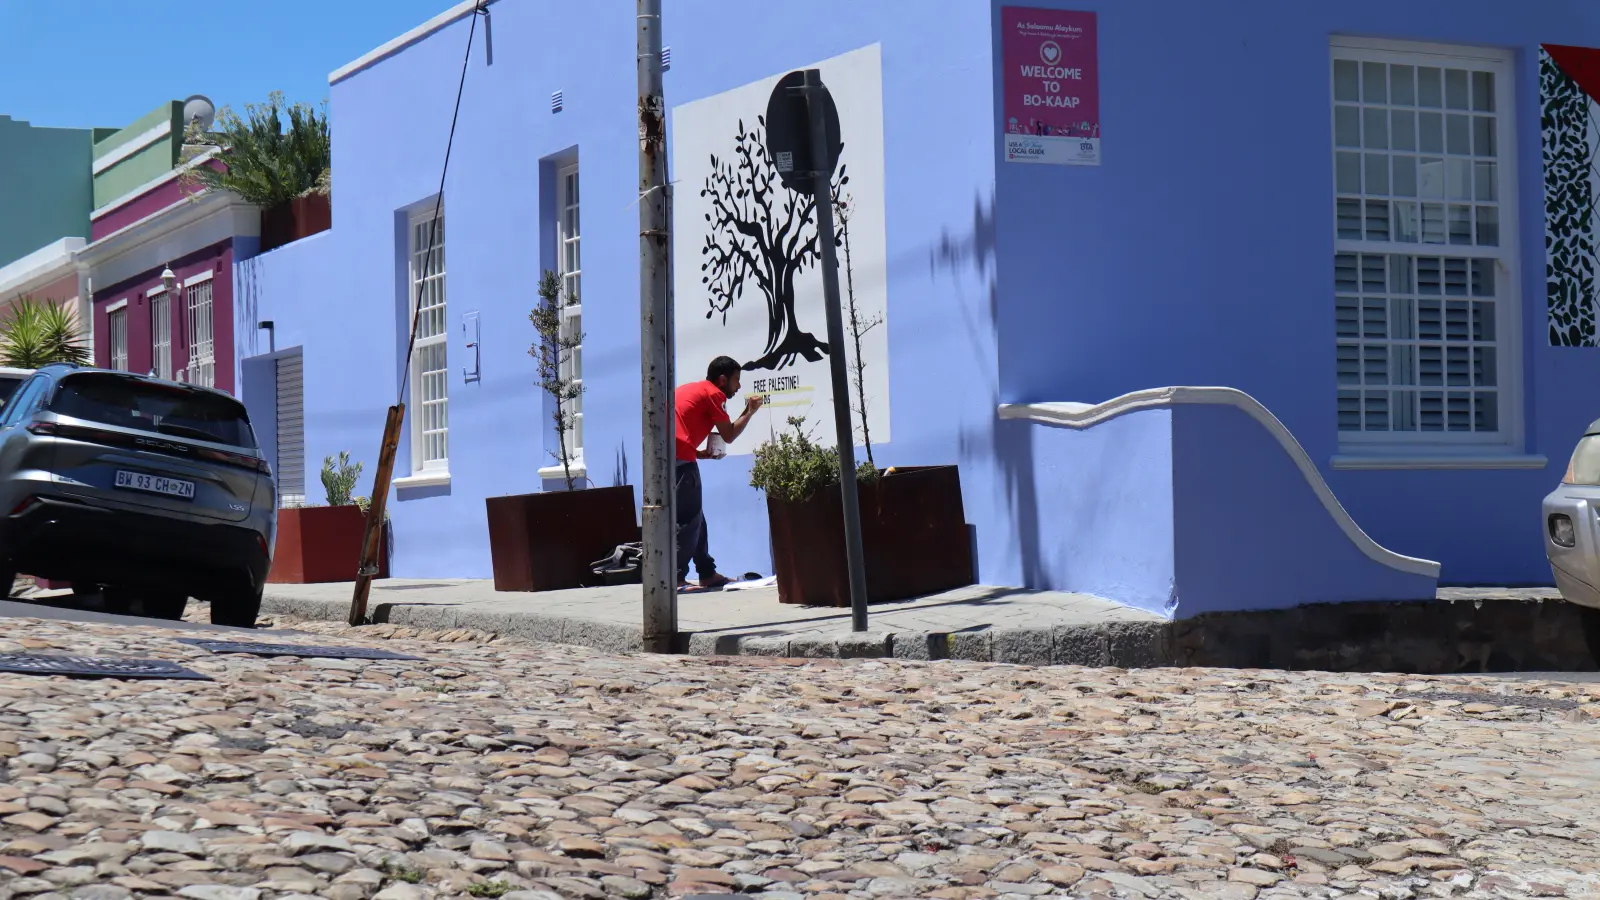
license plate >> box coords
[114,470,195,500]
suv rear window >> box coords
[0,376,26,410]
[49,373,257,449]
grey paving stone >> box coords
[991,627,1052,665]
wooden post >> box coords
[349,403,405,626]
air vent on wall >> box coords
[662,47,671,71]
[551,90,564,113]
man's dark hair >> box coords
[706,356,741,383]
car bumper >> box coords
[3,496,269,594]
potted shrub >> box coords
[752,419,972,607]
[748,196,970,606]
[268,452,389,584]
[183,91,331,254]
[485,271,637,592]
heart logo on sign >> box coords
[1040,41,1061,65]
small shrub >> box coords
[320,452,362,506]
[466,882,512,898]
[749,417,877,503]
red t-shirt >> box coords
[675,380,732,462]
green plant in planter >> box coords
[749,417,878,503]
[320,452,362,506]
[529,269,585,490]
[181,91,330,207]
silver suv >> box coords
[0,363,276,625]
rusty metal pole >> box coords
[637,0,677,653]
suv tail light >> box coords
[29,420,271,475]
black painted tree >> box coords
[700,115,847,371]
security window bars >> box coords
[558,165,583,460]
[150,291,171,380]
[1332,41,1515,444]
[186,278,215,388]
[409,208,448,470]
[108,308,127,372]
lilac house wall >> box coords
[993,0,1600,587]
[242,0,1003,581]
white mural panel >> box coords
[671,43,889,453]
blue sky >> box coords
[0,0,454,130]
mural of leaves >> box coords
[1543,47,1600,347]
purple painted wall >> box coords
[92,242,238,394]
[90,160,222,240]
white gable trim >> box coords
[330,0,500,85]
[78,191,258,293]
[0,237,85,298]
[93,119,173,175]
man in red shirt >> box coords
[674,356,764,590]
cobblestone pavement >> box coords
[0,611,1598,900]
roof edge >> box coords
[329,0,497,86]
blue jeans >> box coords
[676,460,716,581]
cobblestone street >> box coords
[1,612,1598,900]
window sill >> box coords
[1331,454,1548,471]
[538,458,587,481]
[392,469,452,489]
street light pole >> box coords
[637,0,677,653]
[800,71,870,633]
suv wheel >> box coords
[209,582,262,628]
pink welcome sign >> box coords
[1002,7,1100,166]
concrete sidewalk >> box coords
[259,579,1597,672]
[263,579,1170,665]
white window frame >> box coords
[183,271,215,388]
[1329,37,1528,467]
[406,204,449,479]
[107,303,128,372]
[540,164,586,481]
[147,285,172,380]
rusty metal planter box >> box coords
[767,465,973,607]
[269,505,388,584]
[486,486,638,592]
[260,194,332,253]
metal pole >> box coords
[802,71,869,632]
[637,0,677,653]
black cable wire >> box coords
[398,0,483,405]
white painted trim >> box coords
[0,237,85,298]
[145,284,167,297]
[538,458,587,481]
[1331,454,1547,470]
[92,119,172,175]
[392,470,451,490]
[90,148,222,222]
[1330,35,1512,63]
[105,298,128,314]
[183,270,215,288]
[76,190,258,293]
[330,0,498,85]
[998,387,1443,580]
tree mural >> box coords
[699,116,847,372]
[1544,47,1600,347]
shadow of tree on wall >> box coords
[930,190,1047,591]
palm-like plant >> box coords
[183,91,330,207]
[0,298,90,368]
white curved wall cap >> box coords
[998,387,1442,580]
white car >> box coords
[0,367,33,413]
[1544,422,1600,608]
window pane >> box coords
[1421,204,1446,243]
[1392,65,1416,105]
[1474,392,1498,432]
[1446,158,1471,201]
[1392,202,1420,243]
[1338,343,1360,383]
[1473,301,1496,340]
[1338,391,1362,430]
[1446,114,1471,155]
[1336,151,1362,193]
[1470,259,1495,297]
[1363,62,1387,103]
[1474,347,1497,387]
[1418,67,1443,107]
[1419,112,1444,153]
[1392,156,1418,197]
[1365,154,1390,195]
[1473,116,1496,158]
[1363,108,1388,149]
[1445,69,1469,110]
[1335,106,1361,147]
[1474,162,1497,201]
[1476,206,1499,247]
[1419,158,1444,198]
[1471,71,1494,112]
[1391,110,1417,151]
[1337,198,1362,239]
[1334,59,1359,101]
